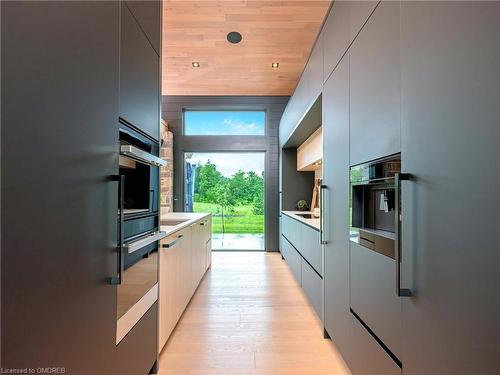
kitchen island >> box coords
[160,211,211,236]
[158,212,212,352]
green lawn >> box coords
[193,202,264,234]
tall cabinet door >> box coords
[125,1,161,54]
[120,2,160,140]
[1,2,120,372]
[400,2,500,374]
[322,53,351,358]
[349,1,400,165]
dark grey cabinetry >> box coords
[400,2,500,374]
[126,0,161,54]
[280,214,322,318]
[281,214,321,276]
[349,1,400,165]
[1,3,119,371]
[1,2,160,373]
[350,242,402,359]
[280,235,302,283]
[322,1,378,82]
[348,314,400,375]
[322,54,351,358]
[301,260,322,317]
[120,2,161,140]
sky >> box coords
[185,152,265,177]
[184,111,265,136]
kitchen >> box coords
[1,1,499,375]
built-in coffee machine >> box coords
[349,154,402,259]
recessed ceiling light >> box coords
[271,62,279,68]
[227,31,242,44]
[192,62,200,68]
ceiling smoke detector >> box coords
[227,31,242,44]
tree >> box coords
[214,182,234,234]
[246,171,263,204]
[228,170,247,204]
[195,161,224,203]
[252,188,264,215]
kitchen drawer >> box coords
[300,224,321,275]
[281,214,295,244]
[301,259,322,319]
[281,235,301,285]
[348,312,401,375]
[281,214,322,275]
[350,241,402,360]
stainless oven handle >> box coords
[395,173,412,297]
[320,185,328,245]
[109,174,125,285]
[120,145,167,167]
[124,231,167,254]
[162,234,184,249]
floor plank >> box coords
[158,252,350,374]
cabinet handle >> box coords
[395,173,412,297]
[162,234,184,249]
[124,231,167,254]
[320,184,328,245]
[120,145,166,167]
[109,174,125,285]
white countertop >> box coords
[160,212,211,237]
[281,211,320,231]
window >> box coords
[184,110,265,136]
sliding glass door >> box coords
[184,152,265,251]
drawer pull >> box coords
[162,234,184,249]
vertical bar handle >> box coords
[110,174,125,285]
[395,173,412,297]
[320,185,328,245]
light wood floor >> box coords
[158,252,350,375]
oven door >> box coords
[119,130,165,216]
[119,152,162,216]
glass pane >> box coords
[185,152,265,250]
[184,111,265,136]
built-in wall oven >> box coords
[349,153,410,367]
[112,126,167,344]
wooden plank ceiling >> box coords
[162,1,331,96]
